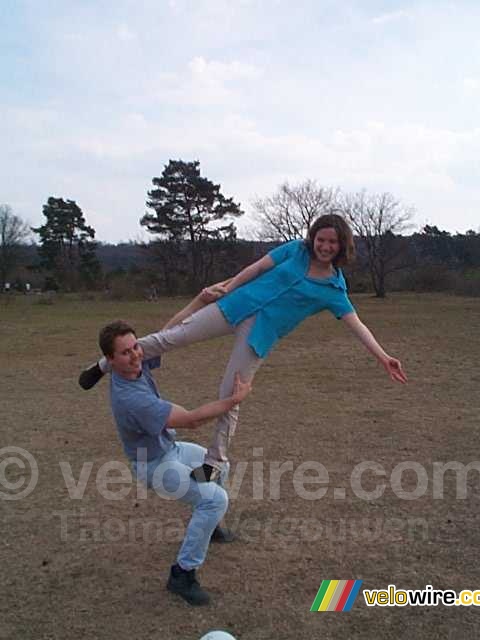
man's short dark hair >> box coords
[99,320,137,358]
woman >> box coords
[80,214,407,481]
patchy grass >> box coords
[2,293,480,639]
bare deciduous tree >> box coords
[251,180,338,241]
[0,204,31,290]
[338,190,414,298]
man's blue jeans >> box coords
[133,442,229,570]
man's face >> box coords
[108,332,144,379]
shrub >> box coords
[398,266,457,292]
[36,291,57,305]
[453,269,480,297]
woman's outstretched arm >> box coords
[342,312,408,383]
[222,255,274,294]
[162,253,274,329]
[79,254,275,388]
[161,281,231,330]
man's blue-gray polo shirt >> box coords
[217,239,355,358]
[110,357,174,462]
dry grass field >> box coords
[1,292,480,639]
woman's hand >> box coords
[199,283,229,304]
[342,313,408,385]
[382,356,408,384]
[231,372,253,404]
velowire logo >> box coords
[310,580,363,612]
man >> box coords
[94,319,251,606]
[79,284,232,484]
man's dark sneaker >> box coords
[166,564,210,606]
[79,362,104,390]
[210,526,236,544]
[190,463,221,483]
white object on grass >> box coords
[199,632,237,640]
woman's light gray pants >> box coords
[101,303,263,466]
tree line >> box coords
[1,160,480,298]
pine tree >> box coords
[32,197,101,290]
[141,160,242,289]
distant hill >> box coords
[21,240,275,273]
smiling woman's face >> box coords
[312,227,340,265]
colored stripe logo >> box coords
[310,580,363,612]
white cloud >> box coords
[146,57,263,108]
[116,25,136,41]
[3,1,480,240]
[372,10,413,25]
[188,57,261,80]
[463,77,480,92]
[4,97,480,239]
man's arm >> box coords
[166,373,252,428]
[342,312,408,383]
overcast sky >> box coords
[2,0,479,242]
